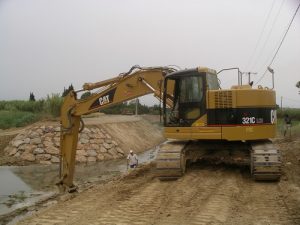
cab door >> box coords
[164,71,206,127]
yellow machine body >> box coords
[165,87,277,141]
[59,66,279,191]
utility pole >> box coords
[280,96,283,111]
[135,98,138,115]
[246,72,257,85]
[267,67,275,89]
[248,72,251,84]
[239,71,257,85]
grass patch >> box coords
[277,118,300,137]
[277,108,300,121]
[0,94,63,129]
[0,111,40,129]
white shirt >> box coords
[127,153,138,165]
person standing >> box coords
[127,150,138,169]
[283,114,292,137]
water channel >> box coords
[0,146,159,217]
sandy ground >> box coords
[1,116,299,225]
[15,135,300,225]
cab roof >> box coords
[166,67,217,78]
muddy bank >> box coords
[0,147,159,224]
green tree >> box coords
[296,81,300,94]
[62,84,74,97]
[80,91,91,100]
[45,94,63,117]
[29,92,36,101]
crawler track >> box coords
[251,140,282,181]
[156,139,282,181]
[155,141,187,180]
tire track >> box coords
[226,175,295,225]
[19,178,151,225]
[153,170,226,225]
[188,171,239,225]
[83,180,169,225]
[17,166,297,225]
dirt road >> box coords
[17,146,300,225]
[2,117,298,225]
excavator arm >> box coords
[58,66,176,191]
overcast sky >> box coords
[0,0,299,107]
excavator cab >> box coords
[163,68,219,127]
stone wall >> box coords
[4,125,124,165]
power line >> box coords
[257,22,289,73]
[251,0,286,71]
[255,68,268,85]
[255,1,300,85]
[269,2,300,65]
[244,0,276,71]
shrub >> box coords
[80,91,91,100]
[44,94,63,117]
[277,108,300,121]
[0,111,39,129]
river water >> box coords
[0,146,158,217]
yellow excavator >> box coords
[58,65,281,191]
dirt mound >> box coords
[100,119,164,155]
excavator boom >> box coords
[58,66,176,190]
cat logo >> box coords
[89,88,116,110]
[99,95,110,106]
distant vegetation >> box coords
[0,111,38,129]
[0,89,298,130]
[0,85,75,129]
[277,108,300,121]
[0,94,62,129]
[100,100,161,115]
[62,84,74,97]
[0,95,161,129]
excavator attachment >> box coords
[58,66,176,190]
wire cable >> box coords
[257,21,289,73]
[245,0,276,71]
[255,69,268,85]
[269,2,300,66]
[251,0,286,71]
[255,1,300,85]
